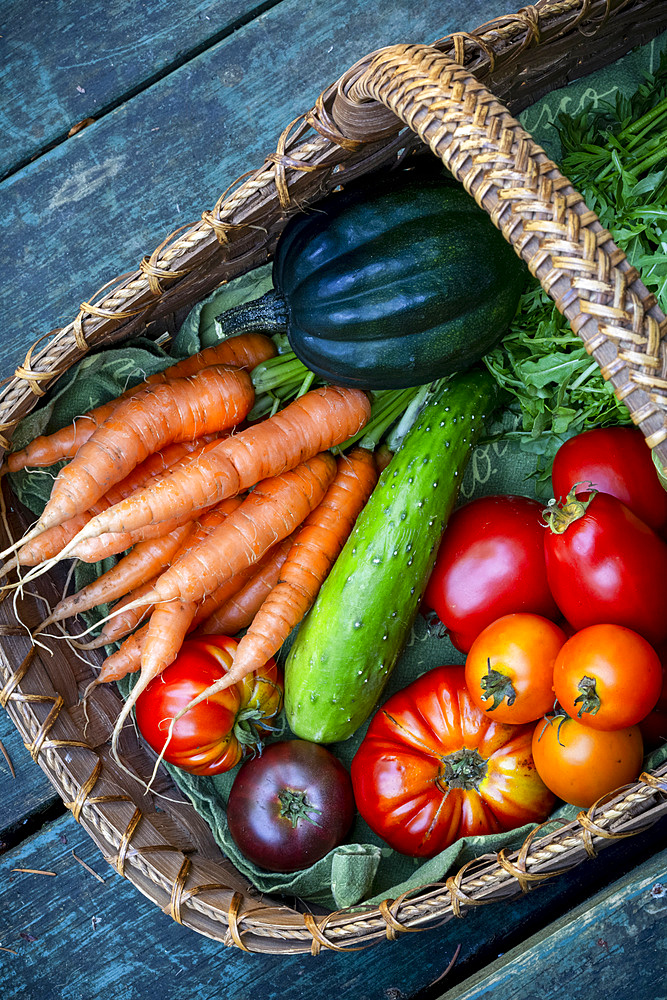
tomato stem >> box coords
[480,659,516,711]
[573,675,601,718]
[439,747,488,791]
[277,788,322,828]
[542,486,597,534]
[233,705,280,753]
[537,709,571,747]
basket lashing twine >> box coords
[1,0,667,952]
[340,43,667,455]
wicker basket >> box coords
[1,0,667,955]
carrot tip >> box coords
[0,557,17,580]
[71,637,106,651]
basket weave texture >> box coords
[1,0,667,954]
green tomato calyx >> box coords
[480,659,516,711]
[278,788,322,828]
[573,675,601,717]
[439,747,488,792]
[542,484,597,534]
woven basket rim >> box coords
[1,0,667,955]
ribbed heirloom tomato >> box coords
[134,635,283,776]
[423,495,559,653]
[351,666,555,857]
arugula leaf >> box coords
[487,46,667,462]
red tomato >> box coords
[532,713,644,808]
[226,740,355,873]
[543,490,667,648]
[552,624,662,731]
[134,635,283,776]
[423,495,560,653]
[465,613,566,724]
[640,651,667,750]
[350,666,555,858]
[654,643,667,713]
[639,708,667,751]
[551,426,667,536]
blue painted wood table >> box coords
[1,2,666,997]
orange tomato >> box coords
[465,613,567,724]
[552,624,662,731]
[531,713,644,807]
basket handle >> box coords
[337,43,667,465]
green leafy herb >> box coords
[484,47,667,466]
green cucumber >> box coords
[283,369,500,743]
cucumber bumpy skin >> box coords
[283,369,500,744]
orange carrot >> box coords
[67,510,204,563]
[4,332,276,474]
[108,455,336,752]
[0,514,90,579]
[155,331,276,382]
[76,495,244,648]
[97,626,147,684]
[88,438,220,511]
[8,439,212,573]
[198,535,293,636]
[61,439,231,562]
[87,533,280,666]
[4,400,119,476]
[193,447,378,696]
[34,364,253,534]
[139,599,198,678]
[76,577,159,649]
[85,540,277,654]
[36,522,196,631]
[64,385,370,546]
[138,452,337,607]
[127,496,246,676]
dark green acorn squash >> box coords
[218,165,527,389]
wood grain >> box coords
[0,807,664,997]
[0,0,511,382]
[0,0,281,179]
[0,700,61,848]
[443,847,667,1000]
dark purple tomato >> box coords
[226,740,355,873]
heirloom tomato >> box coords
[134,635,283,776]
[350,666,555,858]
[532,713,644,808]
[551,426,667,536]
[423,495,559,653]
[465,613,567,724]
[226,740,355,873]
[552,624,662,731]
[543,490,667,648]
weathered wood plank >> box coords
[0,807,665,996]
[0,0,512,383]
[442,846,667,1000]
[0,0,281,179]
[0,690,61,849]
